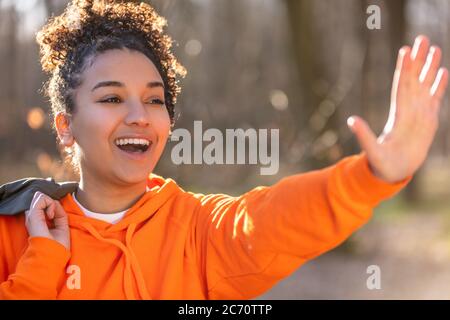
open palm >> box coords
[348,35,449,183]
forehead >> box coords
[82,48,163,85]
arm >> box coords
[195,35,448,299]
[0,192,71,299]
[0,235,71,299]
[193,154,408,299]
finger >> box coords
[32,192,53,211]
[29,193,49,219]
[392,47,412,102]
[347,116,378,156]
[24,209,31,227]
[45,203,56,220]
[53,201,69,228]
[24,209,34,222]
[431,68,449,110]
[32,192,56,220]
[53,201,66,219]
[411,35,430,77]
[42,196,56,220]
[30,191,43,208]
[421,46,442,88]
[431,68,449,113]
[396,46,412,72]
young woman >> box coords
[0,0,447,299]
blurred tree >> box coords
[285,0,368,170]
[284,0,332,170]
[286,0,422,201]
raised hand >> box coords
[348,35,449,183]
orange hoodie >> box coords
[0,154,409,300]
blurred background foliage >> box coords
[1,0,450,298]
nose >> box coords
[124,99,150,127]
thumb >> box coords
[347,116,379,156]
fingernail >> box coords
[416,35,427,45]
[412,36,425,59]
[399,47,408,56]
[347,117,356,128]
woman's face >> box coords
[57,48,171,186]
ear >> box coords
[55,112,74,147]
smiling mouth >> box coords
[115,138,152,154]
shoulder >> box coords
[0,213,28,254]
[0,213,26,232]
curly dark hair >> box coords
[36,0,186,175]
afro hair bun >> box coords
[36,0,186,116]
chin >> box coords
[114,166,152,185]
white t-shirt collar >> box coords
[72,192,128,224]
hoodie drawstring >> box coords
[82,222,151,300]
[124,223,151,299]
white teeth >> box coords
[114,138,150,146]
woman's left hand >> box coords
[348,35,449,183]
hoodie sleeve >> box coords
[0,236,71,299]
[192,153,410,299]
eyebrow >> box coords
[91,81,165,92]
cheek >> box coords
[72,107,118,151]
[151,108,170,159]
[151,108,171,147]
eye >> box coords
[147,98,165,106]
[99,96,121,104]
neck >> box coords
[75,172,147,214]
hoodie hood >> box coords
[61,173,180,233]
